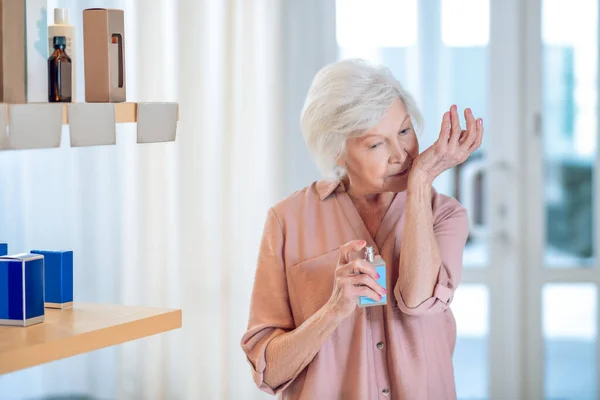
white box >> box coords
[25,0,48,102]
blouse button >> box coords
[382,388,390,396]
[376,341,384,350]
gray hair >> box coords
[300,58,424,179]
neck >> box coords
[345,185,396,238]
[344,178,396,210]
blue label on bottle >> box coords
[359,264,387,306]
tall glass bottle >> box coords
[48,36,72,102]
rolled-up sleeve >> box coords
[240,208,296,395]
[395,200,469,316]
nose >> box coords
[389,140,407,164]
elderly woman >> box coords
[241,59,483,399]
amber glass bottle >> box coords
[48,36,72,102]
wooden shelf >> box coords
[60,102,180,124]
[0,303,182,375]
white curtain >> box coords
[0,0,288,399]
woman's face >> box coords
[340,98,419,195]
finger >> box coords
[467,109,480,147]
[340,259,378,281]
[350,273,386,296]
[469,118,484,152]
[449,105,462,145]
[458,128,473,149]
[337,240,367,266]
[464,108,474,134]
[339,276,383,301]
[461,109,476,146]
[353,286,383,302]
[438,111,451,145]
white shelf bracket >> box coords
[68,103,116,147]
[0,103,62,150]
[136,102,178,144]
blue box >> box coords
[30,250,73,309]
[0,244,7,256]
[0,253,45,326]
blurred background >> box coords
[0,0,597,399]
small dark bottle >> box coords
[48,36,72,102]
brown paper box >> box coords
[83,8,126,103]
[0,0,26,103]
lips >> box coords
[391,166,410,177]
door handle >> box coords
[460,160,510,242]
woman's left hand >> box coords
[412,105,483,182]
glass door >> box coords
[526,0,600,398]
[335,1,523,398]
[336,0,600,398]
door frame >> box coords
[479,0,525,398]
[524,0,544,397]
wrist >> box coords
[411,159,436,183]
[407,170,434,201]
[408,166,434,187]
[322,300,345,325]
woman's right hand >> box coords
[326,240,387,321]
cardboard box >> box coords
[0,253,45,327]
[25,0,48,102]
[83,8,126,102]
[30,250,73,309]
[0,0,26,103]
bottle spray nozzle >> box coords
[365,246,375,262]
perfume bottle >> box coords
[358,246,387,307]
[48,36,72,102]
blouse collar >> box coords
[316,179,346,200]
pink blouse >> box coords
[241,179,469,399]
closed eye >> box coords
[399,128,410,135]
[370,142,383,149]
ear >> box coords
[336,139,350,167]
